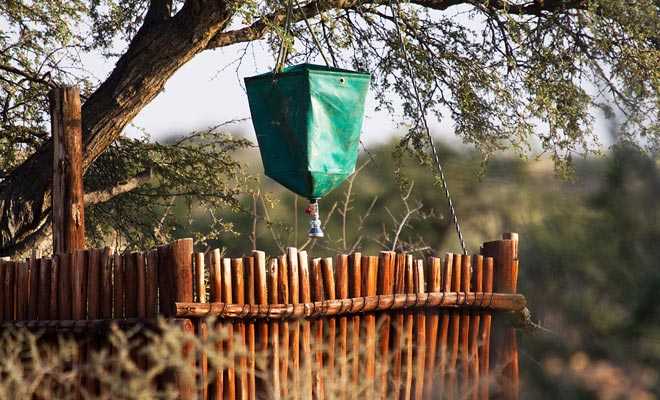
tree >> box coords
[2,0,660,256]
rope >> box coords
[295,0,332,67]
[275,0,333,71]
[387,0,468,255]
[275,0,295,72]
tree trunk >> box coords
[0,0,233,257]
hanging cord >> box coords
[275,0,333,71]
[388,0,468,255]
[275,0,295,72]
[295,0,332,67]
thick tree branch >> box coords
[84,168,153,205]
[80,0,233,168]
[144,0,173,26]
[206,0,587,49]
[0,63,54,88]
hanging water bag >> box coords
[245,63,371,200]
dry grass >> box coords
[0,316,490,400]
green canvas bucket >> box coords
[245,63,371,199]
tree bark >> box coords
[0,0,233,256]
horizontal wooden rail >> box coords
[175,291,526,320]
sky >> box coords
[89,41,611,155]
[93,44,453,147]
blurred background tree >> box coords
[201,136,658,399]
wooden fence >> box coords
[0,233,526,399]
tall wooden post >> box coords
[157,239,195,398]
[51,87,85,255]
[482,232,519,400]
[158,238,194,317]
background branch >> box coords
[84,168,153,205]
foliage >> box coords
[3,0,660,254]
[0,0,91,178]
[84,128,253,251]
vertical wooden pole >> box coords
[4,261,15,320]
[194,252,208,400]
[232,257,248,400]
[27,254,40,320]
[124,252,138,317]
[37,258,52,320]
[253,250,269,397]
[137,252,147,318]
[87,248,102,397]
[479,257,494,400]
[71,249,88,319]
[311,258,325,399]
[391,253,407,400]
[49,256,60,319]
[58,254,72,320]
[348,253,362,396]
[402,254,415,399]
[71,249,87,400]
[168,239,195,399]
[100,247,114,319]
[222,257,236,400]
[16,261,29,320]
[361,255,378,400]
[267,257,281,400]
[113,254,124,318]
[335,254,349,400]
[277,253,290,400]
[298,251,313,400]
[321,256,336,386]
[136,252,149,375]
[482,232,520,400]
[51,87,85,255]
[459,255,472,398]
[87,249,102,320]
[145,249,158,317]
[469,255,484,400]
[424,256,442,399]
[437,253,454,398]
[159,239,193,317]
[447,254,462,400]
[0,261,5,320]
[174,318,197,400]
[208,248,223,400]
[243,253,256,400]
[287,247,301,400]
[413,259,427,400]
[377,251,395,399]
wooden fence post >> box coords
[51,87,85,255]
[158,238,194,317]
[157,238,195,398]
[481,232,520,400]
